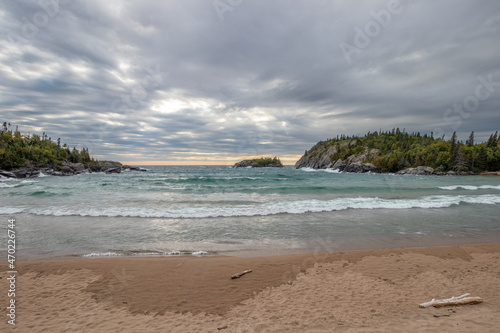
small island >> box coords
[233,157,284,168]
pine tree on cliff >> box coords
[449,131,459,169]
[467,131,474,147]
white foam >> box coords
[133,252,162,256]
[21,180,38,184]
[83,252,122,257]
[439,185,500,191]
[300,167,340,173]
[165,251,182,255]
[192,250,209,256]
[0,183,19,188]
[0,207,25,214]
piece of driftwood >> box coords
[231,269,252,279]
[419,293,483,308]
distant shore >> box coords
[3,243,500,332]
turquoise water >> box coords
[1,166,500,259]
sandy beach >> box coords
[2,243,500,332]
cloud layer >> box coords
[1,0,500,164]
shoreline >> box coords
[2,243,500,332]
[17,237,500,261]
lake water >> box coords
[1,166,500,259]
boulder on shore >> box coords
[343,162,381,173]
[396,166,434,176]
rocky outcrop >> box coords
[396,166,434,176]
[233,160,260,168]
[0,161,147,179]
[343,162,381,173]
[396,167,476,176]
[105,167,121,174]
[295,146,339,169]
[294,144,381,173]
[0,169,40,178]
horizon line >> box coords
[119,160,296,166]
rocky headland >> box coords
[295,144,478,175]
[0,124,147,179]
[294,130,500,175]
[0,161,146,179]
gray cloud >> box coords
[1,0,500,164]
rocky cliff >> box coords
[294,140,382,173]
[294,137,477,175]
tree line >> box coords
[0,122,93,170]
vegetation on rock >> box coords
[234,157,283,168]
[296,129,500,173]
[0,122,99,171]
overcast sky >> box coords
[1,0,500,164]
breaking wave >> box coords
[439,185,500,191]
[2,194,499,218]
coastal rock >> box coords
[295,146,338,169]
[62,162,86,172]
[0,170,16,178]
[332,158,346,171]
[233,160,260,168]
[343,162,381,173]
[479,171,500,176]
[396,166,434,175]
[105,167,122,174]
[295,145,381,173]
[126,166,147,172]
[10,168,40,178]
[0,161,146,179]
[97,161,123,172]
[61,166,74,174]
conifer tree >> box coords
[449,131,459,169]
[467,131,474,147]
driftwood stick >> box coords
[419,293,483,308]
[431,296,483,308]
[231,269,252,279]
